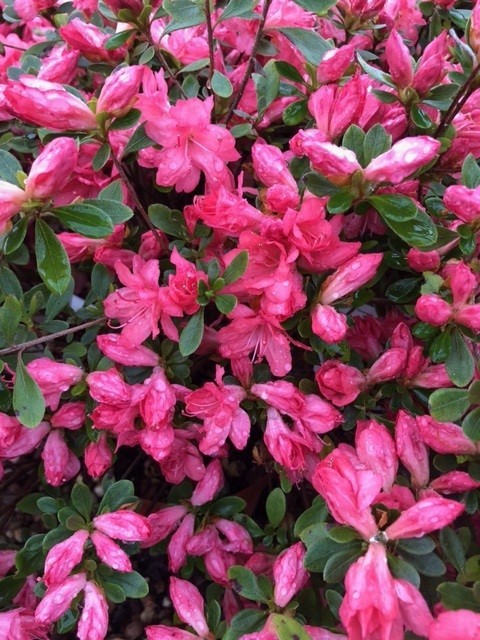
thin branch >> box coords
[435,61,480,137]
[224,0,273,125]
[0,318,106,357]
[110,152,164,245]
[205,0,215,88]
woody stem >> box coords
[0,318,106,357]
[435,61,480,137]
[110,152,164,245]
[224,0,274,125]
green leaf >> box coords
[215,294,237,314]
[54,204,114,238]
[438,582,480,612]
[210,496,246,518]
[326,191,353,214]
[99,180,123,202]
[35,219,71,295]
[123,123,155,155]
[228,566,269,603]
[328,527,359,543]
[211,71,233,98]
[3,217,28,255]
[109,108,141,131]
[410,104,433,129]
[225,610,267,640]
[92,143,111,171]
[294,498,328,537]
[292,0,336,14]
[13,355,45,428]
[323,548,363,583]
[149,204,187,238]
[266,488,286,528]
[446,331,475,387]
[98,480,136,513]
[162,0,205,34]
[343,125,366,164]
[304,172,341,196]
[429,388,470,422]
[105,29,135,50]
[388,554,420,588]
[275,61,305,83]
[305,536,360,573]
[429,330,452,363]
[97,566,149,598]
[218,0,257,21]
[0,149,22,185]
[282,100,308,126]
[271,614,311,640]
[401,551,446,577]
[368,196,438,248]
[357,53,395,88]
[386,278,421,304]
[363,124,392,165]
[469,381,480,404]
[179,309,204,357]
[0,295,21,343]
[253,61,280,116]
[15,534,45,578]
[71,483,93,521]
[439,527,466,573]
[223,251,249,285]
[279,27,333,65]
[396,537,436,556]
[461,154,480,188]
[462,407,480,443]
[83,199,134,225]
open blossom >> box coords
[145,96,239,192]
[185,366,249,455]
[428,610,480,640]
[312,447,381,539]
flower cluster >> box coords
[0,1,480,640]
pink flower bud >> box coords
[273,542,308,608]
[429,471,480,494]
[395,411,430,488]
[5,76,96,131]
[311,304,347,344]
[77,581,108,640]
[339,543,398,638]
[448,262,476,307]
[385,496,464,539]
[364,137,441,184]
[407,248,440,272]
[146,627,197,640]
[26,357,83,411]
[24,138,78,200]
[59,19,123,63]
[143,505,187,548]
[414,294,452,326]
[0,181,28,232]
[317,44,354,83]
[252,139,298,192]
[417,415,477,455]
[91,531,132,572]
[43,530,88,587]
[315,361,366,407]
[103,0,143,13]
[85,434,113,479]
[41,431,80,487]
[444,184,480,223]
[366,348,407,385]
[320,254,383,305]
[97,334,159,367]
[456,305,480,332]
[191,459,224,506]
[297,140,361,185]
[312,448,381,539]
[168,513,195,572]
[214,520,253,554]
[93,511,152,542]
[170,578,209,637]
[51,402,85,430]
[356,420,398,491]
[35,573,86,625]
[97,65,144,117]
[385,30,414,88]
[470,2,480,57]
[428,609,480,640]
[38,45,79,84]
[394,579,434,636]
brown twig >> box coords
[0,318,106,357]
[435,61,480,137]
[110,152,164,245]
[205,0,215,88]
[224,0,273,125]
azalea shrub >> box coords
[1,0,480,639]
